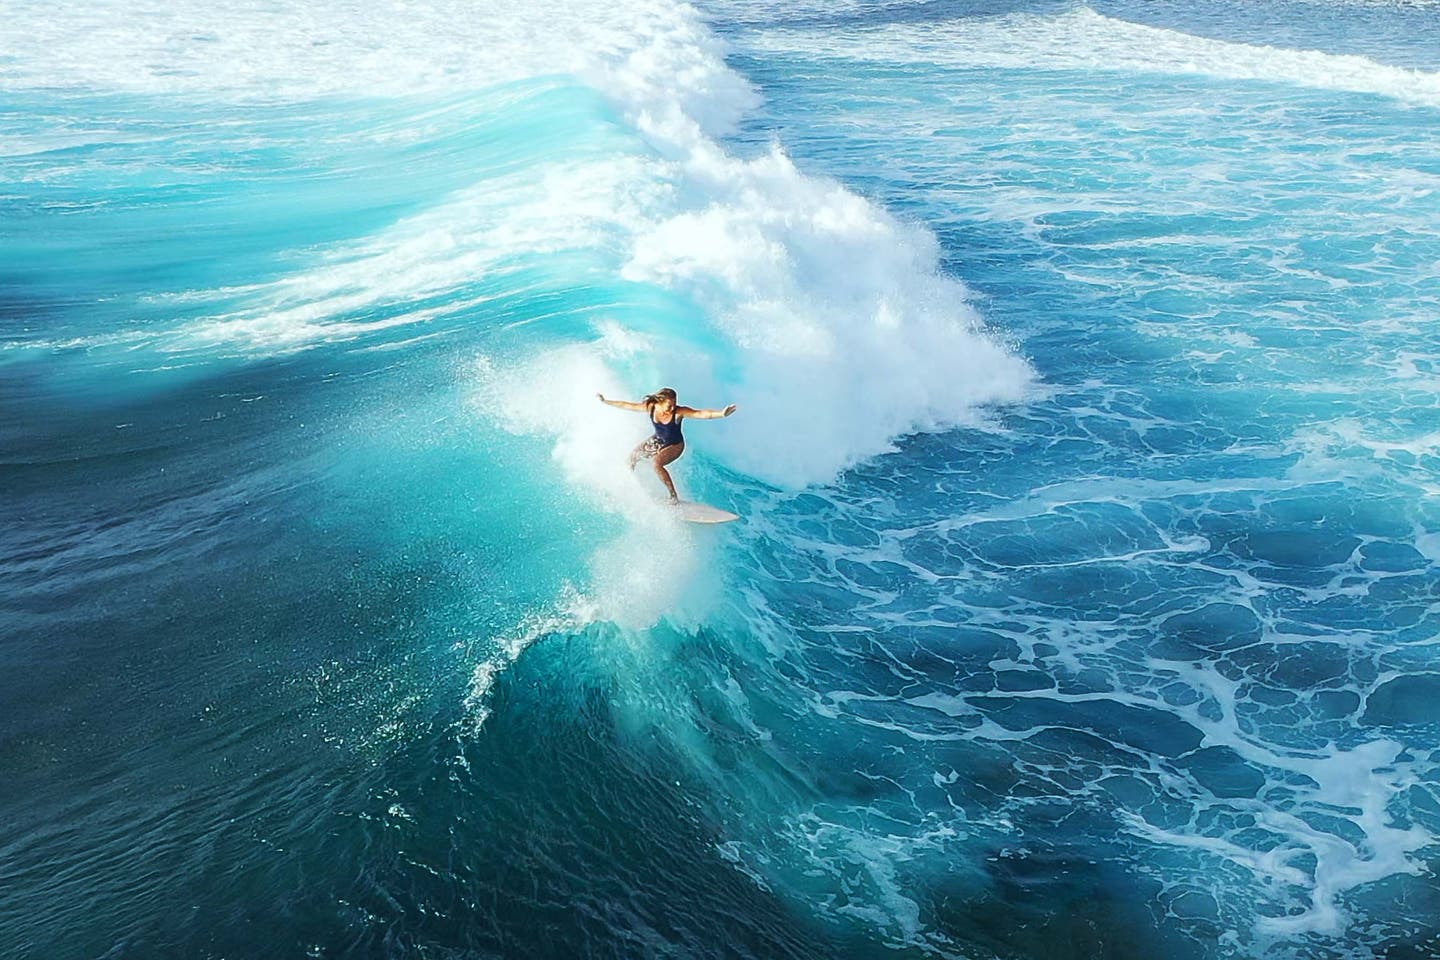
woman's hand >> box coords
[722,403,737,417]
[596,393,606,403]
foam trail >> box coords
[0,0,752,113]
[745,7,1440,109]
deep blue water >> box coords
[3,1,1440,958]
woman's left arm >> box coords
[678,404,737,420]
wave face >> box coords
[2,0,1438,958]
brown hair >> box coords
[643,387,677,408]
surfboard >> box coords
[674,500,740,524]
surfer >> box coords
[597,387,736,503]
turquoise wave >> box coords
[3,1,1439,958]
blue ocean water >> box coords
[3,1,1439,957]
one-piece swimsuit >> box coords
[628,405,683,467]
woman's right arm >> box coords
[597,393,647,412]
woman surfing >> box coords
[597,387,736,503]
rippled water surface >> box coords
[3,1,1439,957]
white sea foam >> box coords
[1139,660,1432,937]
[616,144,1032,486]
[750,438,1440,945]
[470,342,709,627]
[0,0,749,121]
[171,156,665,351]
[744,7,1440,110]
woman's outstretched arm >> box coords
[677,404,737,420]
[597,393,650,412]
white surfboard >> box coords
[674,500,740,524]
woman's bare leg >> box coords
[653,442,685,502]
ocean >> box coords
[2,1,1438,957]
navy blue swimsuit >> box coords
[650,406,683,447]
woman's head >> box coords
[645,387,678,411]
